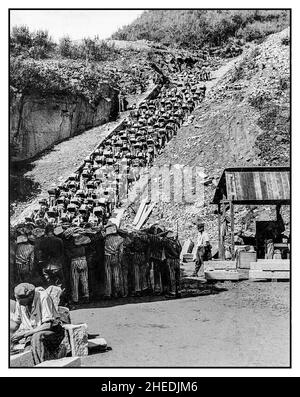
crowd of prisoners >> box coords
[11,64,210,305]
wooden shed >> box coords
[212,167,290,258]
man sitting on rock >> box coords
[10,283,65,365]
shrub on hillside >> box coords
[236,21,282,42]
[58,35,120,62]
[58,36,73,58]
[10,25,55,59]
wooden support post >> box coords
[230,200,234,257]
[218,203,222,260]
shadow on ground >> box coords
[71,281,228,311]
[9,141,68,209]
[10,160,41,214]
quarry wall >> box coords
[10,82,119,162]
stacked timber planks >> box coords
[249,259,290,280]
[135,201,156,230]
[180,239,195,263]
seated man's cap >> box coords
[14,283,35,299]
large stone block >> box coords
[63,323,88,357]
[252,260,290,271]
[204,260,236,271]
[35,356,81,367]
[249,270,290,280]
[10,350,34,368]
[205,270,239,280]
[10,84,119,162]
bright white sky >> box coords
[10,10,143,41]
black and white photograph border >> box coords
[1,0,299,378]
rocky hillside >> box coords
[132,28,290,244]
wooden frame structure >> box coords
[212,167,290,259]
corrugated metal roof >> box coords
[212,167,290,204]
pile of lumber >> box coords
[133,198,156,230]
[249,259,290,281]
[204,260,239,280]
[180,239,195,262]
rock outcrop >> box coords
[10,83,119,161]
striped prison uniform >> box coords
[147,235,166,294]
[123,235,150,295]
[104,234,124,298]
[132,252,150,294]
[70,256,89,303]
[15,243,34,283]
[151,259,164,294]
[166,258,180,295]
[163,237,181,295]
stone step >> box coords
[10,350,34,368]
[35,356,81,367]
[252,260,290,271]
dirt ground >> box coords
[71,279,290,367]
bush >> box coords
[58,36,73,58]
[58,35,119,62]
[236,21,280,42]
[10,25,55,59]
[10,25,32,48]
